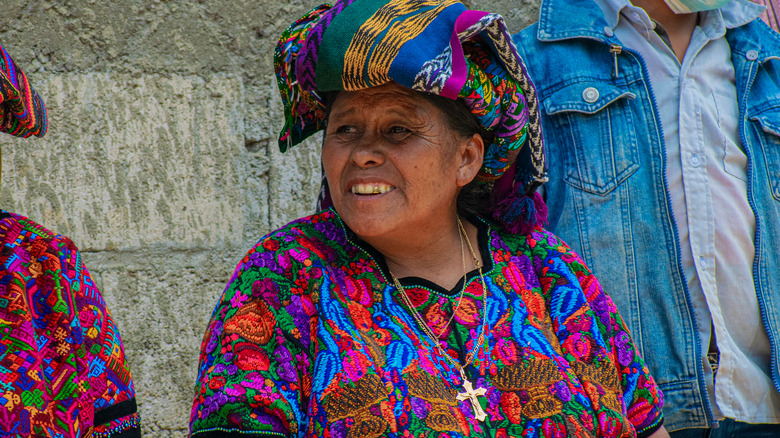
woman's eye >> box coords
[384,126,412,142]
[336,125,358,134]
[387,126,411,136]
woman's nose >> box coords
[350,137,385,168]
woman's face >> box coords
[322,82,481,242]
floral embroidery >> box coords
[190,209,664,437]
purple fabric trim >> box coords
[454,10,488,33]
[492,162,516,204]
[441,31,466,98]
[442,10,488,98]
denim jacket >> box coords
[514,0,780,431]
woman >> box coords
[190,1,669,437]
[0,44,141,437]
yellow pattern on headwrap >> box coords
[367,0,456,85]
[343,0,456,90]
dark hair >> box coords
[323,89,495,217]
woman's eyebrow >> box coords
[331,105,421,120]
[383,106,420,118]
[329,106,359,118]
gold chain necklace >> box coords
[435,214,468,338]
[389,217,489,421]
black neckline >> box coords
[334,209,495,297]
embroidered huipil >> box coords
[592,0,780,423]
[0,211,140,437]
[190,210,663,437]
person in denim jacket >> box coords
[514,0,780,436]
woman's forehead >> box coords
[330,83,437,118]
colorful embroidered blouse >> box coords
[0,211,140,437]
[191,209,663,437]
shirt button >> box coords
[746,50,759,61]
[604,26,614,37]
[690,153,702,167]
[582,87,599,103]
[700,258,708,269]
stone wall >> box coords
[0,0,541,435]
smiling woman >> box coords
[189,1,669,437]
[322,83,482,271]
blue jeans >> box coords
[670,418,780,438]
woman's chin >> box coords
[335,206,402,241]
[341,213,397,240]
[335,195,401,233]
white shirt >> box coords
[593,0,780,423]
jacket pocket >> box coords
[543,81,638,196]
[751,107,780,201]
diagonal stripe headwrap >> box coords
[274,0,547,233]
[0,45,47,138]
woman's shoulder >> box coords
[231,209,352,278]
[491,224,593,281]
[0,210,81,268]
[492,224,577,259]
[1,210,63,244]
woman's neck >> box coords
[361,216,483,290]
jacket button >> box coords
[604,26,614,37]
[746,50,759,61]
[582,87,599,103]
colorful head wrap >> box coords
[274,0,547,233]
[0,45,47,138]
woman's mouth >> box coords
[350,183,395,195]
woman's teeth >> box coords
[351,184,394,194]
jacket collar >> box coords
[721,0,765,29]
[536,0,612,43]
[536,0,771,50]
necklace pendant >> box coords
[456,378,488,422]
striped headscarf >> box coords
[274,0,547,233]
[0,45,47,138]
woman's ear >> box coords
[456,133,484,187]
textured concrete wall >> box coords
[0,0,541,435]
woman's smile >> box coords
[349,183,396,195]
